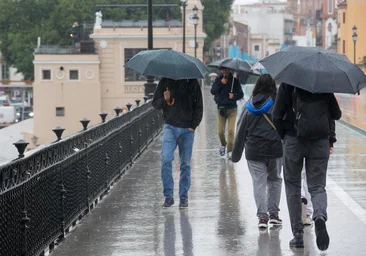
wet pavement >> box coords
[336,93,366,132]
[50,88,366,256]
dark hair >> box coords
[252,74,277,99]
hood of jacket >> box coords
[245,94,274,114]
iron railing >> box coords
[0,96,163,256]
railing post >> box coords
[20,192,30,256]
[59,163,66,241]
[52,126,65,141]
[135,99,141,107]
[13,139,29,158]
[114,107,122,116]
[126,103,132,111]
[80,118,90,131]
[99,112,108,123]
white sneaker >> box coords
[303,215,313,226]
[227,151,232,160]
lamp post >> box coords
[352,25,358,64]
[181,0,187,53]
[143,0,156,96]
[192,5,199,58]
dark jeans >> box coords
[282,135,330,235]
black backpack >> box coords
[292,88,330,139]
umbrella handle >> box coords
[230,77,234,92]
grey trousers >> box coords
[283,135,329,235]
[247,158,283,219]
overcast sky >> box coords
[233,0,287,4]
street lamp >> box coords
[192,5,199,58]
[352,25,358,64]
[181,0,187,53]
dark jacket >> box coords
[210,73,244,108]
[152,78,203,129]
[272,83,342,142]
[232,94,283,162]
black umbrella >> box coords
[208,57,261,75]
[124,49,208,80]
[259,46,366,94]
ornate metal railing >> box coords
[0,97,163,256]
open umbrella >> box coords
[259,46,366,94]
[124,49,208,80]
[208,57,261,75]
[207,57,261,92]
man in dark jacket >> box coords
[152,77,203,208]
[272,83,342,251]
[211,67,244,159]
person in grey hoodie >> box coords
[232,74,283,229]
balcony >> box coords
[34,41,96,55]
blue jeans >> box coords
[161,124,195,199]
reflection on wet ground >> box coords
[51,87,366,256]
[336,93,366,131]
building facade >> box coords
[26,0,205,147]
[337,0,366,65]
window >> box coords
[124,48,168,81]
[1,63,10,80]
[254,45,260,51]
[42,70,51,80]
[56,107,65,116]
[328,0,333,14]
[343,40,345,54]
[69,70,79,80]
[343,12,346,24]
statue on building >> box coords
[94,11,103,29]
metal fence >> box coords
[0,98,163,256]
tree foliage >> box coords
[0,0,232,80]
[202,0,234,53]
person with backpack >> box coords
[232,74,283,229]
[211,67,244,159]
[272,83,341,251]
[301,120,337,226]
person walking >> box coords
[232,74,283,229]
[152,77,203,208]
[301,120,337,226]
[211,67,244,159]
[272,83,341,251]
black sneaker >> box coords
[162,197,174,208]
[269,215,282,225]
[258,218,268,229]
[179,198,188,208]
[289,233,304,248]
[315,217,329,251]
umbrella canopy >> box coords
[207,57,261,75]
[259,46,366,94]
[124,49,208,80]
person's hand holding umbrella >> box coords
[164,87,175,106]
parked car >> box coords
[0,106,17,128]
[0,95,11,106]
[15,106,34,121]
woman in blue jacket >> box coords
[232,74,283,229]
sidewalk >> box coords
[49,88,366,256]
[0,118,33,164]
[336,93,366,133]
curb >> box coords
[337,119,366,136]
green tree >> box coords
[202,0,234,53]
[0,0,233,80]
